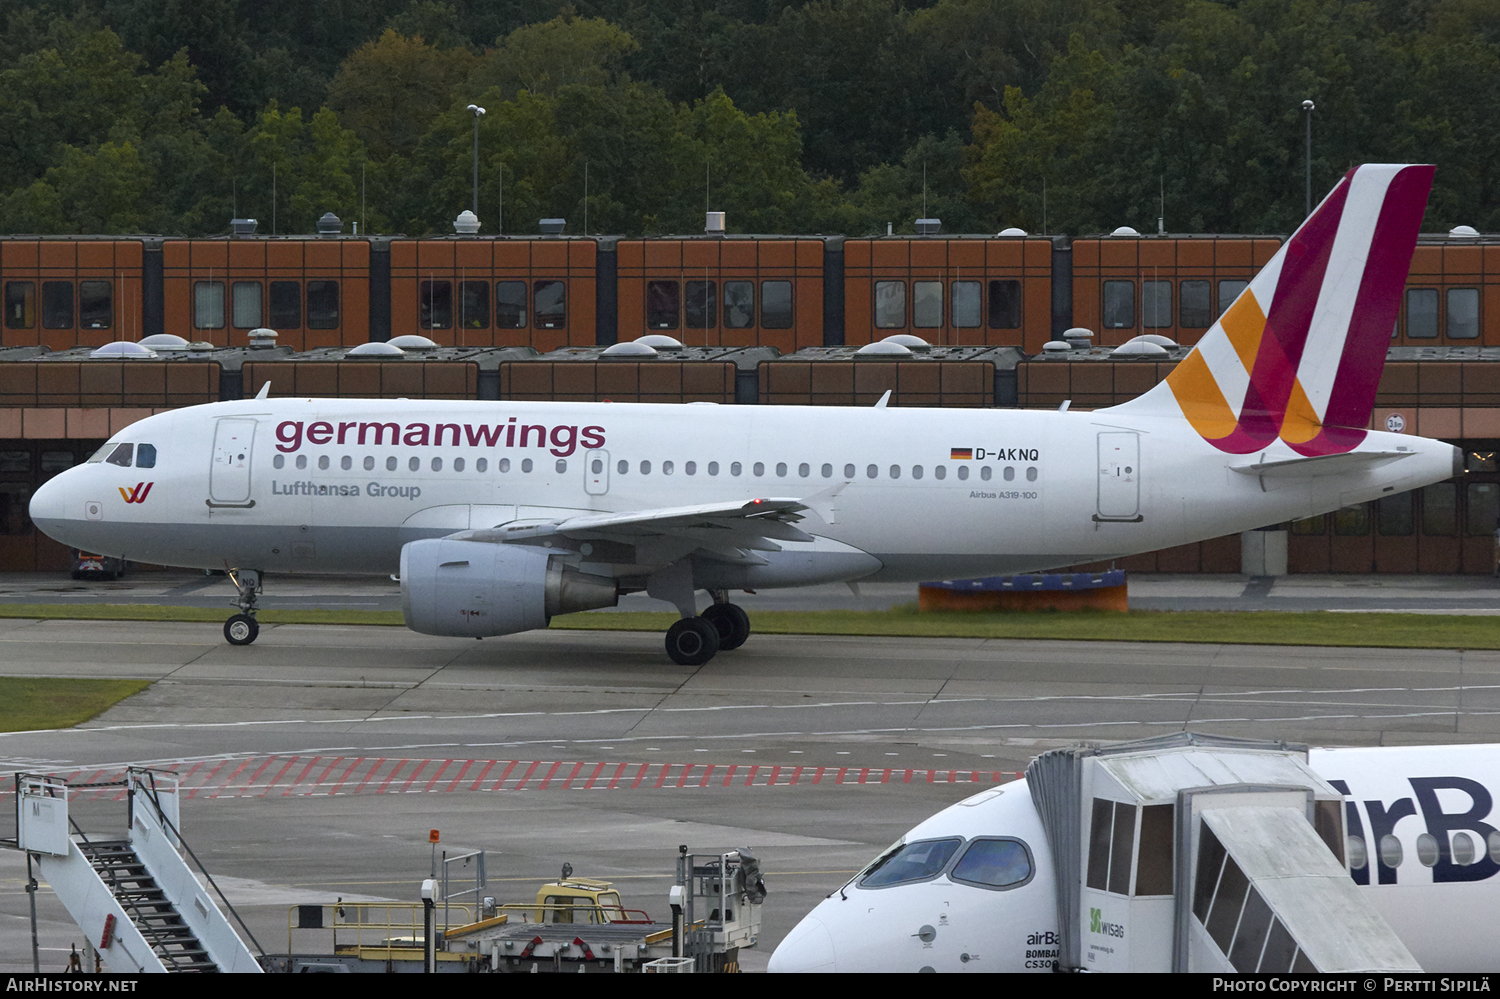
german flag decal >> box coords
[950,448,973,460]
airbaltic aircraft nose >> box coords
[767,913,837,973]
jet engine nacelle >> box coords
[400,538,618,638]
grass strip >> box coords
[0,602,1496,650]
[0,677,153,732]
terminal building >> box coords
[1,216,1494,575]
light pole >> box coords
[1302,99,1315,217]
[466,104,485,217]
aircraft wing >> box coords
[1230,450,1413,479]
[456,498,816,566]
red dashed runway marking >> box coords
[4,756,1024,799]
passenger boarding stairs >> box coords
[13,768,262,973]
[1027,733,1424,973]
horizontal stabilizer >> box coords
[1230,449,1412,479]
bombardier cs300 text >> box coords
[30,164,1459,662]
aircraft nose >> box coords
[768,914,837,973]
[29,472,69,527]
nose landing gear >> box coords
[223,568,262,646]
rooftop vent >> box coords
[1063,327,1094,349]
[1042,340,1072,354]
[602,340,657,357]
[915,218,941,235]
[317,212,342,236]
[230,218,258,236]
[539,218,566,235]
[347,341,404,357]
[454,210,480,235]
[635,334,684,350]
[854,340,912,357]
[1450,225,1480,238]
[998,227,1027,237]
[388,335,440,350]
[247,328,278,346]
[880,334,930,352]
[89,341,157,359]
[138,334,190,350]
[705,211,725,234]
[1111,225,1140,237]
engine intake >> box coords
[400,538,618,638]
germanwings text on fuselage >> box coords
[274,419,607,457]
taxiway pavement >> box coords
[1,619,1497,971]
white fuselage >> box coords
[28,398,1459,586]
[769,745,1500,973]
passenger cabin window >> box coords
[1142,280,1172,328]
[5,282,34,329]
[988,280,1021,329]
[307,280,339,329]
[762,281,793,328]
[194,281,224,329]
[875,281,905,328]
[79,281,111,329]
[269,281,301,328]
[419,280,452,329]
[724,281,754,328]
[1103,281,1134,329]
[232,282,262,329]
[647,280,680,329]
[686,281,716,329]
[534,281,565,328]
[1448,288,1479,339]
[496,281,527,328]
[1180,280,1212,328]
[912,281,943,328]
[1407,288,1438,338]
[952,281,982,328]
[459,280,489,329]
[43,281,74,329]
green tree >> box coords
[328,30,476,160]
[468,12,639,101]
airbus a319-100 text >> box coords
[29,164,1458,663]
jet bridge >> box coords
[1026,733,1422,973]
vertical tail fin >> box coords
[1113,164,1434,455]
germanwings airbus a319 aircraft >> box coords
[29,164,1458,663]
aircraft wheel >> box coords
[665,617,720,666]
[701,603,751,651]
[224,613,259,646]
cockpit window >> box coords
[136,444,156,469]
[104,443,133,467]
[87,443,113,463]
[858,838,962,889]
[949,838,1034,890]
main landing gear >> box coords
[663,590,752,667]
[223,568,261,646]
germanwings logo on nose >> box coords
[118,482,153,504]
